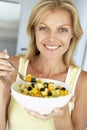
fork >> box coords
[8,60,34,84]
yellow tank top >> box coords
[8,58,81,130]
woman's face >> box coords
[35,9,73,59]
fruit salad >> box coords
[18,74,69,97]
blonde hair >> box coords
[25,0,83,67]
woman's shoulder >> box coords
[9,55,25,67]
[9,55,19,68]
[76,69,87,94]
[70,65,87,95]
[80,69,87,81]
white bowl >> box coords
[11,79,73,115]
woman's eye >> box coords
[39,26,48,31]
[58,28,68,33]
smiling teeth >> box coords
[46,45,59,50]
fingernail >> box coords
[5,55,9,58]
[30,112,35,116]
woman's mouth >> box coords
[44,45,61,50]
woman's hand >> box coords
[0,49,14,77]
[0,49,15,106]
[25,107,64,120]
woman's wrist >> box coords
[0,95,10,107]
[54,105,74,130]
[0,102,7,130]
[54,116,74,130]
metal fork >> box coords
[8,60,26,81]
[8,60,34,83]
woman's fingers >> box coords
[25,107,64,120]
[0,49,9,59]
[2,49,8,54]
[0,62,15,76]
[70,96,76,102]
[25,108,47,120]
[0,50,15,77]
[51,108,64,117]
[0,61,14,71]
[0,71,13,76]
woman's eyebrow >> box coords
[38,23,47,26]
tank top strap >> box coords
[65,66,81,113]
[16,57,29,81]
[65,66,81,95]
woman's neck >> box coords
[29,55,68,80]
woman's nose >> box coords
[47,31,57,40]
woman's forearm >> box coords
[54,105,74,130]
[54,116,74,130]
[0,102,7,130]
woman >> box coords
[0,0,87,130]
